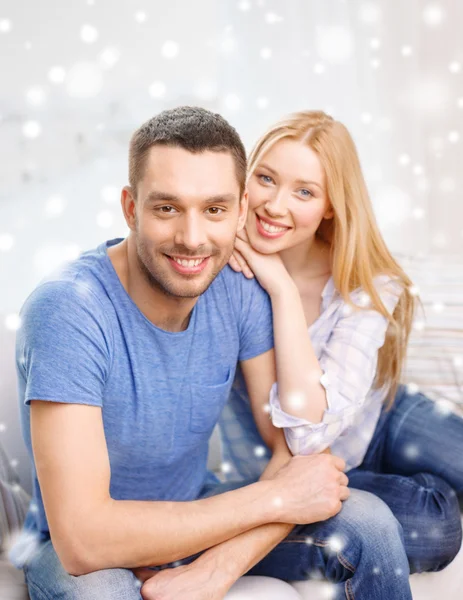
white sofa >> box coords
[1,253,462,599]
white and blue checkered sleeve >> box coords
[269,276,403,456]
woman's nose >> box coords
[264,192,288,218]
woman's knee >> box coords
[411,473,462,571]
[329,489,408,559]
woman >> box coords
[220,110,463,574]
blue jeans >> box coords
[21,387,463,599]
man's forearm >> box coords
[191,445,332,589]
[185,446,296,586]
[68,479,278,576]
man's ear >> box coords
[237,189,249,232]
[121,186,137,231]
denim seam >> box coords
[337,552,356,573]
[346,578,355,600]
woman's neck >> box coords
[279,237,332,282]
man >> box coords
[9,107,410,600]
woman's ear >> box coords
[323,204,334,220]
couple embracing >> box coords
[9,106,463,600]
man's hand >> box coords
[268,452,349,524]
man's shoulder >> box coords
[212,265,269,300]
[22,251,110,324]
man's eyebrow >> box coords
[144,190,237,204]
[145,190,179,204]
[258,163,324,191]
[203,194,237,204]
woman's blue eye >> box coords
[259,174,273,184]
[299,189,313,198]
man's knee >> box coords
[24,540,142,600]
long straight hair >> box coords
[248,111,420,408]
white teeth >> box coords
[259,218,287,233]
[172,257,204,267]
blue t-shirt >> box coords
[9,238,273,568]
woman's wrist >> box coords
[269,277,300,301]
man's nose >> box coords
[174,213,208,251]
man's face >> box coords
[130,145,246,298]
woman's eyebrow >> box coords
[294,178,324,190]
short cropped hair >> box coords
[129,106,247,196]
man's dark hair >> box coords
[129,106,247,196]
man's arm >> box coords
[31,398,338,576]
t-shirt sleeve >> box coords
[236,275,274,362]
[16,280,112,407]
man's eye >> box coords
[158,206,176,213]
[207,207,224,215]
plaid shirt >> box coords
[218,275,403,479]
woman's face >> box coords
[246,138,333,254]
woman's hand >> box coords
[229,229,293,297]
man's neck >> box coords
[107,238,198,332]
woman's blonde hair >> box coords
[248,110,420,409]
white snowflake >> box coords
[315,26,354,64]
[256,96,269,109]
[48,66,66,84]
[149,81,166,99]
[66,62,103,99]
[99,47,120,69]
[5,314,22,331]
[327,534,345,552]
[0,233,15,252]
[101,186,119,204]
[260,47,272,59]
[221,461,232,474]
[238,0,251,11]
[422,4,445,27]
[406,382,419,395]
[0,19,11,33]
[224,93,241,111]
[358,3,382,24]
[80,24,99,44]
[161,41,179,59]
[22,120,42,139]
[45,195,66,217]
[265,12,283,24]
[254,445,266,458]
[403,444,420,460]
[96,211,114,229]
[26,86,47,106]
[134,11,147,23]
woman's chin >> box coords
[248,231,284,255]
